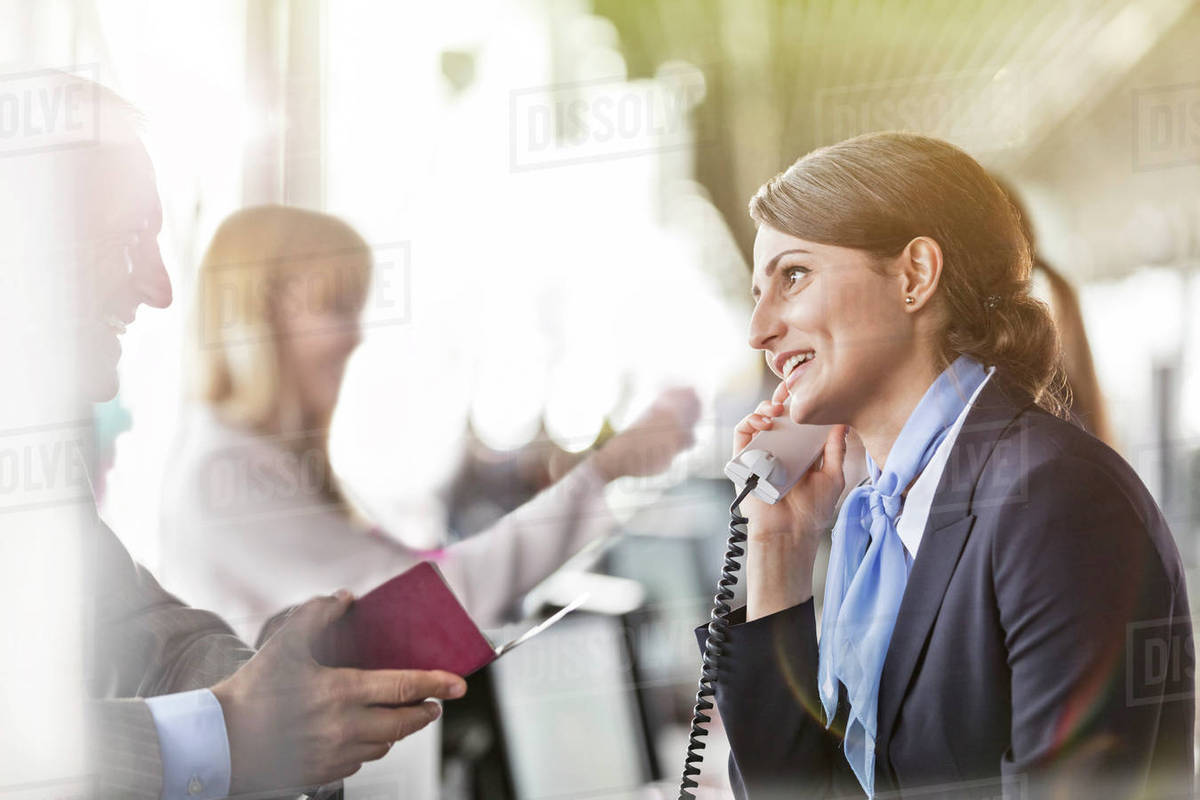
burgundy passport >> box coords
[313,561,500,676]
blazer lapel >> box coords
[873,373,1034,772]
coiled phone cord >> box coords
[678,475,759,799]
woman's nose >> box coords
[748,297,785,352]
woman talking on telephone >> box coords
[708,133,1193,799]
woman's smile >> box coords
[784,353,815,389]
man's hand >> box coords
[211,591,467,794]
[591,386,701,480]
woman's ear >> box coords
[899,236,943,311]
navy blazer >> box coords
[697,372,1194,799]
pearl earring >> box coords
[904,296,915,305]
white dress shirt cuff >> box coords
[144,689,232,800]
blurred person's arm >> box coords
[432,456,613,627]
[163,389,700,635]
[438,387,699,626]
[240,458,614,642]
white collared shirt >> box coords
[894,367,996,567]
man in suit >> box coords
[2,75,468,799]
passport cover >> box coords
[313,561,500,676]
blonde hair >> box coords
[192,205,371,433]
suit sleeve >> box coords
[436,459,615,627]
[85,697,164,800]
[694,601,860,799]
[88,520,254,698]
[991,456,1194,800]
[86,519,254,800]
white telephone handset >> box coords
[723,415,834,504]
[681,413,836,796]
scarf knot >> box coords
[868,491,902,529]
[816,355,989,798]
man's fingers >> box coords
[354,701,444,744]
[339,740,393,766]
[323,761,367,784]
[282,590,355,651]
[347,669,466,706]
[392,701,445,740]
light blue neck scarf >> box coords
[817,354,988,798]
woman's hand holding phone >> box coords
[733,380,848,621]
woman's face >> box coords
[274,262,366,426]
[749,225,917,425]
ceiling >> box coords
[594,0,1200,280]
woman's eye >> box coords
[783,266,810,286]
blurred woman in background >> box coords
[993,177,1115,447]
[159,205,699,798]
[705,133,1190,799]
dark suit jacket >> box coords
[698,372,1194,799]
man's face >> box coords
[73,140,172,401]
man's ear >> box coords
[898,236,943,311]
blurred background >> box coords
[3,0,1199,798]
